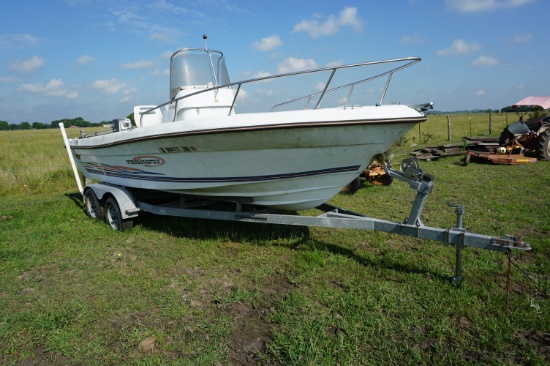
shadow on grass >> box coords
[65,192,84,210]
[138,211,452,283]
[63,192,452,283]
[309,239,452,283]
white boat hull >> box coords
[70,106,424,210]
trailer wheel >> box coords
[536,128,550,160]
[84,188,103,220]
[347,176,361,194]
[104,197,133,231]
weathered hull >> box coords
[70,106,425,210]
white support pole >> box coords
[58,123,84,195]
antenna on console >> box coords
[203,34,218,86]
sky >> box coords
[0,0,548,124]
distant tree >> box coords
[19,122,31,130]
[0,120,9,130]
[9,124,18,130]
[32,122,46,129]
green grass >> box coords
[1,116,549,365]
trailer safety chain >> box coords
[505,249,540,314]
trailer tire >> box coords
[104,197,134,231]
[84,188,103,220]
[348,176,361,194]
[536,128,550,161]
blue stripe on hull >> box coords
[82,162,361,184]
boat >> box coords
[65,37,431,210]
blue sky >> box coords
[0,0,547,123]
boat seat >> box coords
[174,87,235,120]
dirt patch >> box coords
[516,330,550,360]
[225,301,271,365]
[225,272,292,365]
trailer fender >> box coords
[86,183,140,220]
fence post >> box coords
[489,113,493,135]
[447,115,451,141]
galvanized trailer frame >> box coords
[79,157,530,286]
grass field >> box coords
[1,115,549,365]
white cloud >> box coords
[0,33,38,47]
[236,88,249,101]
[13,34,38,46]
[256,89,274,97]
[9,55,45,73]
[437,39,482,56]
[293,7,362,38]
[148,0,188,13]
[161,50,173,58]
[18,78,77,98]
[277,57,318,73]
[253,71,272,79]
[472,55,499,66]
[401,33,428,43]
[120,88,138,103]
[446,0,535,13]
[122,60,155,69]
[509,33,533,44]
[77,55,95,65]
[316,81,327,91]
[477,89,487,96]
[152,68,170,76]
[148,33,171,42]
[252,35,282,51]
[338,7,362,32]
[0,77,17,83]
[326,59,344,67]
[120,95,133,103]
[92,78,126,94]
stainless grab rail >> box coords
[140,56,421,123]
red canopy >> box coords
[513,96,550,110]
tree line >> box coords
[0,117,109,131]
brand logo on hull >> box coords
[126,156,165,167]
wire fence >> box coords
[407,113,521,146]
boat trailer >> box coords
[76,159,530,287]
[60,122,530,285]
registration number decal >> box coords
[159,146,197,153]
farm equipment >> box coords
[343,162,394,194]
[464,149,537,165]
[498,96,550,161]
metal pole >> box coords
[59,123,84,195]
[314,69,336,109]
[451,204,465,287]
[447,115,451,141]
